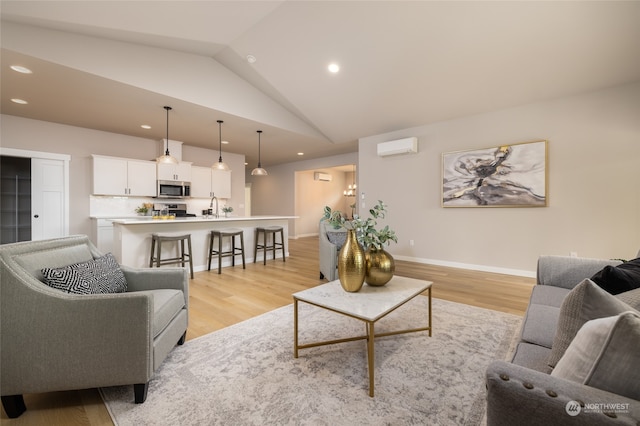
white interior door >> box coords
[31,158,66,240]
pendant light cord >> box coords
[257,130,262,167]
[164,106,172,155]
[217,120,224,162]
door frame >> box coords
[0,147,70,238]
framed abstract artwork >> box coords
[442,140,548,207]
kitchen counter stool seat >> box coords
[208,228,246,274]
[149,233,194,279]
[254,226,285,265]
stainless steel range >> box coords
[153,203,195,218]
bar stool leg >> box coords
[186,236,194,279]
[280,228,286,262]
[156,240,162,268]
[208,232,214,271]
[218,232,223,274]
[240,233,246,269]
[149,237,156,267]
[231,235,236,267]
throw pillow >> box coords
[590,257,640,295]
[551,311,640,400]
[617,287,640,311]
[42,253,128,295]
[547,279,637,368]
[326,231,347,251]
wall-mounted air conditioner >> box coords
[377,137,418,157]
[314,172,332,182]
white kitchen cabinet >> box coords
[94,218,114,254]
[92,155,156,196]
[191,166,231,199]
[156,161,192,182]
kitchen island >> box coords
[110,216,295,271]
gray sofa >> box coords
[486,255,640,425]
[0,235,189,418]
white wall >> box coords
[358,82,640,276]
[0,115,246,238]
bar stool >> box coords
[149,233,194,279]
[254,226,285,265]
[208,228,246,274]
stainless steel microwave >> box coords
[156,180,191,198]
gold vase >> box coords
[337,229,365,292]
[365,247,395,286]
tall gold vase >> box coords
[365,247,395,286]
[337,229,365,292]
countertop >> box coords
[108,215,296,225]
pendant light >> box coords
[251,130,268,176]
[156,106,178,164]
[211,120,230,171]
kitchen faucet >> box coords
[209,194,219,218]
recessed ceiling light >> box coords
[141,124,151,129]
[297,152,304,156]
[328,63,340,73]
[11,98,28,104]
[246,55,257,64]
[10,65,32,74]
[222,140,229,145]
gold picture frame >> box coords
[442,140,548,207]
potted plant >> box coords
[222,206,233,217]
[323,200,398,288]
[135,202,153,216]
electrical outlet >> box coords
[409,239,414,246]
[570,251,578,258]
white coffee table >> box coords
[293,275,432,397]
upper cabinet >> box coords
[92,155,156,196]
[156,161,192,182]
[191,166,231,199]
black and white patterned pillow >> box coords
[42,253,128,295]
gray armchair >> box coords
[0,235,189,418]
[319,220,347,281]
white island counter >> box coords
[110,216,295,271]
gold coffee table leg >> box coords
[367,321,375,397]
[293,298,299,358]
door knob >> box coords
[34,214,39,218]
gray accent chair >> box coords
[318,220,347,281]
[486,255,640,425]
[0,235,189,418]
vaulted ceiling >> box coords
[2,1,639,168]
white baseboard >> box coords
[393,255,536,278]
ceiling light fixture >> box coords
[212,120,230,171]
[10,65,32,74]
[343,164,357,197]
[156,106,178,164]
[141,124,151,129]
[11,98,28,105]
[251,130,268,176]
[328,63,340,73]
[246,54,257,64]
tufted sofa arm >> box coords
[486,361,640,426]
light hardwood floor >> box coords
[1,236,535,425]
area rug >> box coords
[100,297,522,426]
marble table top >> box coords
[293,276,432,322]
